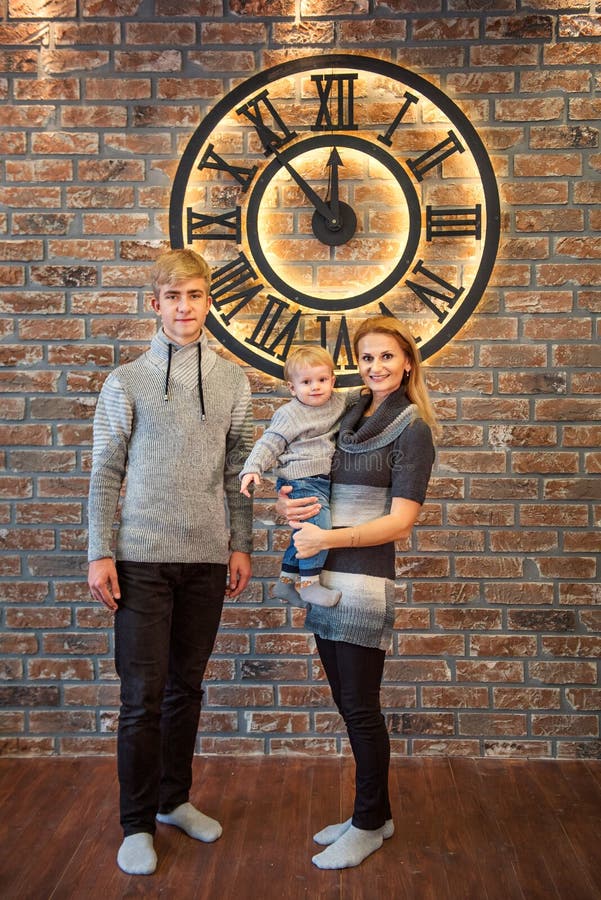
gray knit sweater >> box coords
[88,329,254,564]
[240,393,346,482]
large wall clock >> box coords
[169,54,500,386]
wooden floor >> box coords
[0,757,600,900]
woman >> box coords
[278,316,437,870]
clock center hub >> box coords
[311,201,357,246]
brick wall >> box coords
[1,1,599,758]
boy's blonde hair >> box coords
[151,249,212,299]
[284,345,335,382]
[353,315,439,436]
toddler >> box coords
[240,346,345,607]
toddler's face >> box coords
[288,364,336,407]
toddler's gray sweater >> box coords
[240,393,345,482]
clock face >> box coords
[169,54,500,386]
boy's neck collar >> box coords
[155,327,205,351]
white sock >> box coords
[299,579,341,607]
[312,824,383,869]
[117,833,157,875]
[156,802,222,842]
[272,578,304,606]
[314,816,394,845]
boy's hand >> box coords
[240,473,261,498]
[88,558,120,612]
[226,551,252,598]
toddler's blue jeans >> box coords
[277,474,331,578]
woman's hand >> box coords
[275,484,321,525]
[292,522,329,559]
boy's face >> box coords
[151,277,211,345]
[287,364,336,407]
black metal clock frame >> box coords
[170,54,501,383]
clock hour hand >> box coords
[270,146,338,229]
[326,147,343,224]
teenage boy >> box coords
[88,249,253,876]
[240,346,345,608]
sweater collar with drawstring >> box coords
[148,327,215,421]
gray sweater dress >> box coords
[305,385,435,651]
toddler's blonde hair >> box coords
[284,346,335,382]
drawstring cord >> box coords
[197,343,206,421]
[164,342,173,401]
[163,340,206,421]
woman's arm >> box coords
[291,496,422,559]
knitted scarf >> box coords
[337,385,418,454]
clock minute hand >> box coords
[271,146,337,228]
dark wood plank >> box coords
[481,758,601,900]
[162,756,256,895]
[585,759,601,791]
[224,756,288,895]
[45,760,122,900]
[528,760,601,898]
[0,757,600,900]
[276,758,341,900]
[515,761,599,900]
[448,757,525,900]
[478,759,563,900]
[307,756,343,847]
[2,760,99,899]
[420,757,493,900]
[385,758,454,900]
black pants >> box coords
[115,561,227,837]
[315,635,391,830]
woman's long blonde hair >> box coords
[353,316,439,436]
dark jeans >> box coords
[315,635,391,830]
[114,561,227,837]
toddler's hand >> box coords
[240,473,261,498]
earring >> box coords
[401,369,410,386]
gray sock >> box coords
[314,817,394,845]
[312,824,383,869]
[271,579,304,606]
[299,582,341,607]
[117,833,157,875]
[156,802,222,842]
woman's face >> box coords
[357,332,411,405]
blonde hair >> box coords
[151,249,211,299]
[353,316,439,436]
[284,345,335,382]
